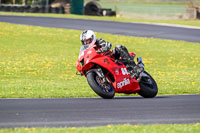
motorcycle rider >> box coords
[80,30,144,78]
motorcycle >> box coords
[76,43,158,99]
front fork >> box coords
[86,67,108,83]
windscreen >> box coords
[79,44,89,54]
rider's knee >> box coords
[113,45,121,53]
[115,45,124,52]
[116,45,123,49]
[116,45,127,51]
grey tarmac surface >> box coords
[0,95,200,128]
[0,15,200,43]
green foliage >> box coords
[2,0,23,4]
[3,0,13,4]
[99,1,188,15]
[0,22,199,98]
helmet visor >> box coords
[83,39,91,45]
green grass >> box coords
[0,12,200,27]
[0,22,200,98]
[99,1,187,15]
[94,0,200,5]
[0,123,200,133]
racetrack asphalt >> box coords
[0,95,200,128]
[0,15,200,128]
[0,15,200,43]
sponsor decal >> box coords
[117,78,130,89]
[104,58,110,64]
[87,50,92,55]
[115,69,119,75]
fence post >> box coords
[22,0,27,5]
[186,8,197,19]
[46,0,49,7]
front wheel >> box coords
[138,71,158,98]
[87,72,115,99]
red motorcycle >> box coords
[76,43,158,99]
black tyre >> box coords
[87,72,115,99]
[58,6,65,14]
[138,71,158,98]
[84,1,102,16]
[51,7,59,13]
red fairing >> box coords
[76,61,82,72]
[76,43,141,94]
[111,67,140,94]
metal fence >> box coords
[98,0,199,19]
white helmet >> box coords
[80,30,96,46]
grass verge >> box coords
[0,22,200,98]
[0,12,200,27]
[0,123,200,133]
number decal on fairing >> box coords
[121,68,129,75]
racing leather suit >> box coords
[96,39,133,65]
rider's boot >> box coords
[126,57,144,79]
[134,57,144,78]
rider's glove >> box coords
[101,46,109,52]
[98,39,106,46]
[96,46,110,54]
[97,39,112,51]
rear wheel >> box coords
[87,72,115,99]
[138,71,158,98]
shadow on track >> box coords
[105,95,170,99]
[90,96,170,100]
